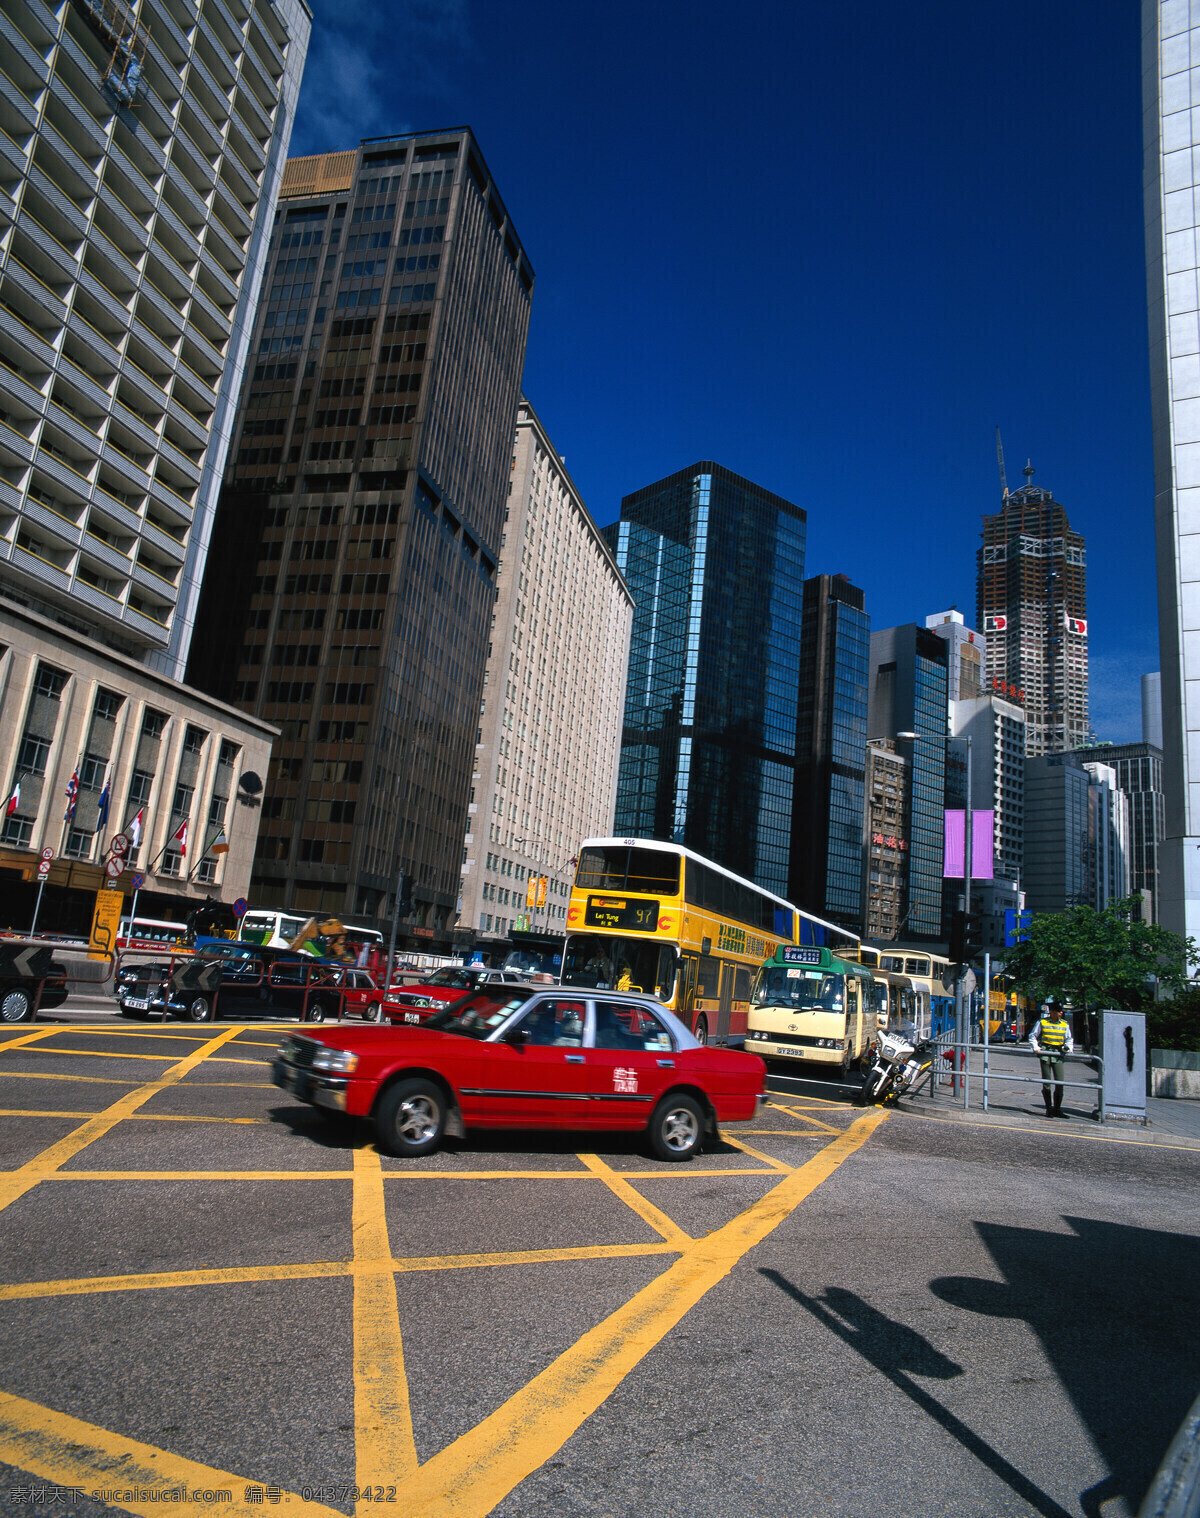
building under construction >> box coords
[976,465,1089,756]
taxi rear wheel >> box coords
[376,1078,445,1157]
[648,1092,704,1162]
[366,1001,383,1023]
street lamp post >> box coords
[898,728,973,1059]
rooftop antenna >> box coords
[995,426,1009,500]
[1024,459,1035,484]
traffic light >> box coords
[950,909,983,963]
[396,874,414,918]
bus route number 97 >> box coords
[584,897,660,931]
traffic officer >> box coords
[1029,998,1074,1118]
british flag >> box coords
[64,769,80,822]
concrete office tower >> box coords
[604,464,806,896]
[1142,671,1163,748]
[949,692,1027,882]
[0,0,309,673]
[1023,753,1130,914]
[976,469,1088,756]
[926,609,985,700]
[862,739,908,941]
[791,574,870,930]
[1081,759,1132,906]
[866,625,949,940]
[1076,741,1164,919]
[458,399,633,950]
[1143,0,1200,939]
[188,131,532,949]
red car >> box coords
[383,966,527,1025]
[332,967,408,1022]
[271,985,767,1161]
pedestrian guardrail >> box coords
[909,1032,1106,1121]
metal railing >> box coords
[915,1028,1105,1121]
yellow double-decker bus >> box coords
[563,838,858,1044]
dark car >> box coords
[121,945,344,1024]
[0,959,68,1022]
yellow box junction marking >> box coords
[0,1026,242,1215]
[0,1024,891,1517]
[352,1145,418,1487]
[401,1108,889,1516]
[578,1152,692,1246]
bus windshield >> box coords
[561,934,676,1000]
[752,966,845,1012]
[574,846,680,894]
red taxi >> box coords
[272,985,767,1161]
[383,966,526,1025]
[333,967,406,1023]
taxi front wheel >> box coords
[376,1078,446,1157]
[648,1093,704,1162]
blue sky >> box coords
[291,0,1154,742]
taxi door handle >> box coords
[565,1054,585,1063]
[657,1059,675,1068]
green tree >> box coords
[1003,897,1199,1016]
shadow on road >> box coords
[762,1271,1076,1518]
[931,1216,1200,1517]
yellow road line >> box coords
[0,1110,264,1125]
[0,1389,340,1518]
[0,1029,61,1053]
[0,1241,682,1303]
[0,1046,270,1067]
[0,1027,242,1215]
[353,1146,418,1495]
[37,1166,782,1182]
[766,1102,844,1135]
[721,1134,793,1171]
[0,1071,142,1085]
[404,1108,890,1516]
[577,1153,691,1245]
[732,1129,826,1137]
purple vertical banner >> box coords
[943,810,995,879]
[943,810,964,878]
[972,810,995,880]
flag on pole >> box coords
[96,776,110,827]
[128,808,144,848]
[210,831,229,855]
[64,769,80,822]
[5,781,19,818]
[170,819,188,857]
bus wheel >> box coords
[840,1047,854,1080]
[694,1015,708,1046]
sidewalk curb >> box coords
[892,1097,1200,1152]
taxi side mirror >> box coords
[504,1027,529,1046]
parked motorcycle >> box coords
[859,1028,941,1105]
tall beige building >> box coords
[457,399,632,950]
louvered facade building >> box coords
[0,0,308,921]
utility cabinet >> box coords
[1100,1010,1147,1124]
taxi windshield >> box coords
[425,968,480,989]
[426,990,527,1038]
[752,967,845,1012]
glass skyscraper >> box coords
[790,574,870,928]
[604,463,806,896]
[867,625,949,941]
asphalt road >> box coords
[0,1014,1195,1518]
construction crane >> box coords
[995,426,1009,500]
